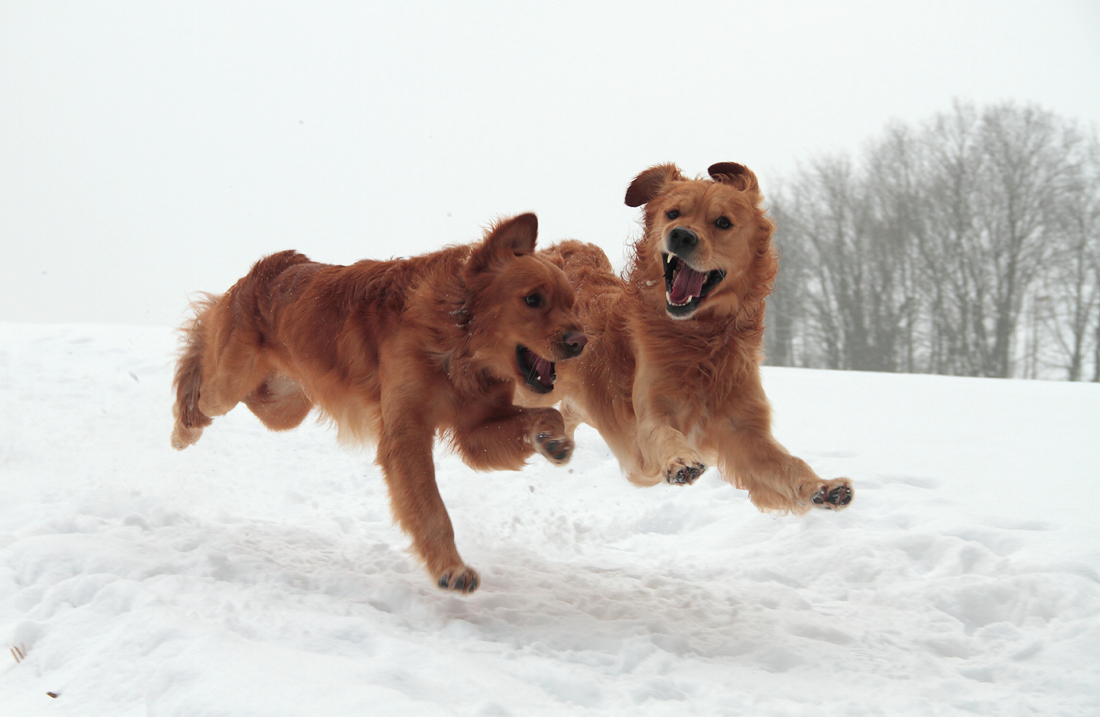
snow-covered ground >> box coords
[1,322,1098,716]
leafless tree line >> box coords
[765,101,1100,381]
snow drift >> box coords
[1,323,1098,715]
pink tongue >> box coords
[534,356,553,385]
[669,264,707,305]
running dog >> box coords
[529,164,852,513]
[171,213,587,592]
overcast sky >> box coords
[2,1,1098,326]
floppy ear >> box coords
[708,162,760,194]
[466,212,539,276]
[625,163,684,207]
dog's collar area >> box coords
[662,253,726,317]
[516,345,556,393]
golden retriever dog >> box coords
[171,213,587,593]
[526,163,852,513]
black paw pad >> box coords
[437,572,480,593]
[546,441,568,461]
[536,432,571,462]
[667,462,706,485]
[812,484,853,507]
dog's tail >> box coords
[171,294,218,451]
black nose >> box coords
[667,227,698,255]
[562,331,587,358]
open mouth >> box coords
[516,345,556,394]
[662,253,726,318]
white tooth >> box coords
[665,291,687,307]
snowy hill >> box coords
[1,323,1099,715]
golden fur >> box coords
[524,163,853,513]
[171,213,587,592]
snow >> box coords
[1,322,1099,716]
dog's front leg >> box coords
[631,360,707,486]
[710,401,854,513]
[376,406,479,593]
[634,411,706,486]
[454,403,573,470]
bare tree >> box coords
[768,155,912,372]
[862,123,926,373]
[767,100,1100,380]
[918,102,988,375]
[973,103,1078,376]
[764,201,807,367]
[1039,134,1100,380]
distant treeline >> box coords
[765,100,1100,381]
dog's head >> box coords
[462,213,586,394]
[625,162,777,321]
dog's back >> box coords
[542,240,622,334]
[537,241,641,461]
[172,246,472,448]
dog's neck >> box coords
[431,275,517,398]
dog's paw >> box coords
[535,431,573,465]
[170,424,202,451]
[807,478,854,510]
[665,458,707,486]
[436,565,480,594]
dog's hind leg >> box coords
[171,303,215,450]
[195,336,263,419]
[172,296,271,448]
[171,350,212,450]
[243,374,314,431]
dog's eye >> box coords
[524,293,544,308]
[666,210,680,220]
[715,216,732,229]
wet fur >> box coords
[171,213,585,592]
[526,164,853,513]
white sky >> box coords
[2,0,1098,326]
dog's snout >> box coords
[562,330,587,358]
[668,227,698,255]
